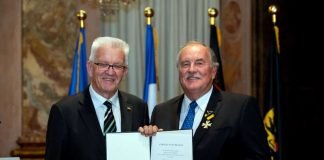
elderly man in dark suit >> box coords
[45,37,149,160]
[140,41,270,160]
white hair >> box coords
[176,41,219,68]
[89,37,129,65]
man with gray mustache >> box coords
[140,41,270,160]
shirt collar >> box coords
[184,86,213,111]
[89,84,119,109]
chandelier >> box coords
[83,0,135,16]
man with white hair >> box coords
[45,37,149,160]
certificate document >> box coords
[151,130,193,160]
[106,132,150,160]
[106,130,193,160]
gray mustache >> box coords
[185,74,200,79]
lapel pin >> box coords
[201,110,215,129]
[127,106,132,111]
[202,120,212,129]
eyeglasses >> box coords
[93,62,127,71]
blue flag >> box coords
[143,24,157,118]
[68,27,88,96]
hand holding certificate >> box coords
[106,130,193,160]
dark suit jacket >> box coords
[45,87,149,160]
[151,88,270,160]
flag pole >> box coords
[77,10,87,29]
[143,7,158,119]
[144,7,159,92]
[68,10,88,95]
[208,7,225,91]
[269,5,280,54]
[269,5,282,160]
[144,7,154,25]
[208,8,221,47]
[208,8,217,26]
[263,5,282,160]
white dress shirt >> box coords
[179,86,213,135]
[89,85,122,133]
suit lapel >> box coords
[78,88,106,154]
[173,96,183,130]
[118,91,133,131]
[193,88,223,146]
[166,95,183,130]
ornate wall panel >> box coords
[221,0,252,95]
[22,0,78,142]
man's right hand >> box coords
[138,125,163,137]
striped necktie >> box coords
[103,101,116,134]
[181,101,198,129]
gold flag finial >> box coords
[208,8,218,25]
[269,5,280,54]
[77,10,87,28]
[268,5,278,25]
[144,7,154,25]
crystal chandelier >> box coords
[83,0,135,16]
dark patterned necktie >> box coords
[103,101,116,134]
[181,101,198,129]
